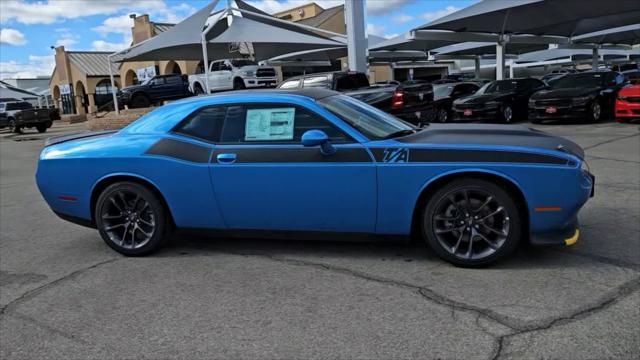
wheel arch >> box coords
[90,173,175,228]
[410,169,530,240]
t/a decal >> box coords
[382,148,410,163]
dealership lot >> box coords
[0,121,639,359]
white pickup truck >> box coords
[188,59,278,94]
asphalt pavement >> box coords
[0,120,639,359]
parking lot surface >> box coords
[1,120,639,359]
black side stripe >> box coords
[370,148,568,165]
[145,138,212,163]
[211,147,373,163]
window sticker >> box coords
[244,108,295,141]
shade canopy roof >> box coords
[368,32,454,52]
[433,41,549,57]
[113,0,344,63]
[515,47,634,63]
[419,0,640,37]
[572,24,640,46]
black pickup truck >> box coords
[277,71,435,125]
[0,101,58,133]
[117,74,192,109]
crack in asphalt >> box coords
[0,258,118,316]
[7,311,92,345]
[491,276,640,360]
[220,249,640,360]
[583,132,640,150]
[586,154,640,164]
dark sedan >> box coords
[453,78,547,123]
[529,70,627,123]
[430,82,481,122]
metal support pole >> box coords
[345,0,367,72]
[496,42,505,80]
[474,56,481,79]
[509,60,514,78]
[592,46,599,70]
[201,34,211,94]
[107,54,119,115]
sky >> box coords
[0,0,475,79]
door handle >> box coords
[216,153,237,164]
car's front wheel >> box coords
[95,182,170,256]
[587,100,602,122]
[437,108,449,122]
[421,178,522,267]
[8,119,21,134]
[501,104,514,123]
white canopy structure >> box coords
[108,0,345,113]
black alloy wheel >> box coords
[36,123,48,133]
[437,108,449,123]
[131,94,151,109]
[8,119,21,134]
[588,100,602,122]
[501,104,514,123]
[422,178,521,267]
[95,182,169,255]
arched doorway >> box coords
[75,81,88,114]
[124,69,138,86]
[95,79,119,110]
[164,61,182,75]
[52,85,61,110]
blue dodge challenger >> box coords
[36,89,594,266]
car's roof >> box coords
[221,88,340,100]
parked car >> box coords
[615,84,640,122]
[430,82,481,122]
[117,74,192,109]
[622,69,640,84]
[541,69,578,83]
[0,101,56,133]
[453,78,547,123]
[188,59,278,94]
[278,71,435,125]
[36,88,594,267]
[529,70,627,123]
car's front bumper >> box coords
[243,77,277,88]
[453,106,500,121]
[529,101,590,120]
[615,100,640,119]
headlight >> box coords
[243,70,255,76]
[485,101,500,108]
[572,96,590,105]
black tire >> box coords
[8,119,21,134]
[501,104,514,123]
[130,94,151,109]
[95,182,170,256]
[194,83,205,95]
[421,178,522,267]
[233,78,246,90]
[587,100,602,123]
[437,108,449,123]
[36,123,48,133]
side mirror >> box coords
[301,130,336,155]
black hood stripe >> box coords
[370,148,568,165]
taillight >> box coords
[391,90,404,109]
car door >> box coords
[217,61,234,90]
[148,77,166,99]
[208,61,222,90]
[209,102,377,233]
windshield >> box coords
[477,80,518,94]
[335,73,370,91]
[318,95,415,140]
[551,73,605,89]
[434,84,454,99]
[231,59,257,67]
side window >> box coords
[220,105,351,144]
[151,77,166,86]
[210,62,220,72]
[279,79,301,89]
[173,106,226,142]
[220,61,232,71]
[165,75,182,84]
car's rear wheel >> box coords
[130,94,151,109]
[587,100,602,122]
[36,123,48,133]
[501,104,514,123]
[95,182,169,256]
[421,178,522,267]
[437,108,449,122]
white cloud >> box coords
[91,40,129,52]
[54,28,79,49]
[93,15,135,37]
[246,0,413,16]
[0,28,26,45]
[392,14,413,23]
[0,54,55,79]
[367,23,385,36]
[420,5,460,22]
[0,0,194,25]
